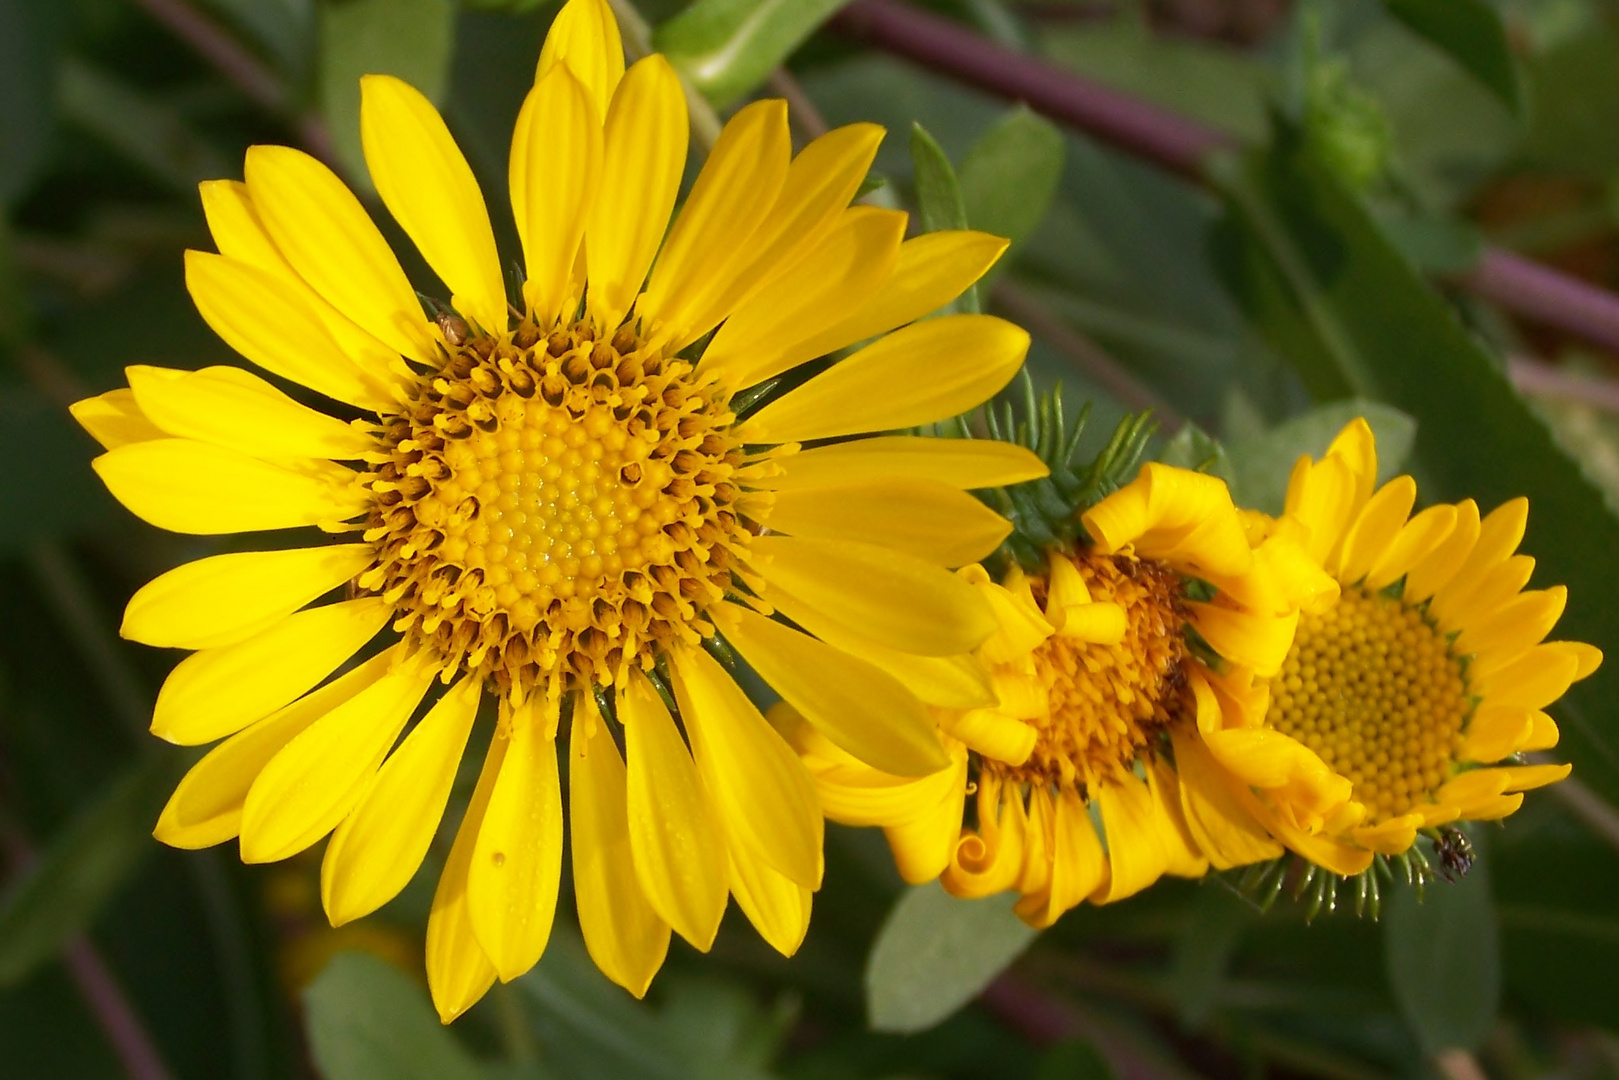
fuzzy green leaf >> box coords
[1384,848,1500,1054]
[1381,0,1523,115]
[866,883,1037,1034]
[655,0,852,109]
[958,106,1064,290]
[305,952,485,1080]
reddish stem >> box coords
[832,0,1619,359]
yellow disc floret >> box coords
[1266,588,1469,823]
[359,320,752,694]
[1011,552,1190,792]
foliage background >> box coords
[2,0,1619,1077]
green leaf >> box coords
[865,883,1038,1034]
[519,926,784,1080]
[958,105,1064,291]
[1384,846,1500,1054]
[305,951,484,1080]
[57,57,230,195]
[1166,885,1253,1027]
[0,0,65,208]
[1035,1040,1116,1080]
[0,752,180,987]
[1380,0,1523,114]
[1211,129,1619,806]
[1156,423,1233,484]
[909,123,976,315]
[654,0,851,110]
[1224,399,1415,516]
[318,0,456,189]
[1371,210,1483,276]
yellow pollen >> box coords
[1001,552,1190,793]
[1265,588,1471,822]
[360,320,753,695]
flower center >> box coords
[1266,588,1471,822]
[1006,553,1191,793]
[359,320,752,695]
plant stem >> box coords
[831,0,1619,361]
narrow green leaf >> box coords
[654,0,851,109]
[0,0,65,208]
[909,123,976,315]
[1211,130,1619,806]
[1384,847,1500,1054]
[57,58,230,195]
[1381,0,1523,114]
[958,105,1064,291]
[318,0,456,189]
[1525,27,1619,177]
[865,883,1038,1034]
[0,752,180,987]
[1166,885,1253,1027]
[1225,399,1416,516]
[305,952,484,1080]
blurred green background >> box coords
[4,0,1619,1077]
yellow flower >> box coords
[793,462,1305,928]
[1205,419,1601,876]
[69,0,1040,1021]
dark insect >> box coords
[1435,826,1475,882]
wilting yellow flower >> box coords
[1205,419,1600,876]
[794,462,1309,927]
[69,0,1039,1020]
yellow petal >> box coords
[536,0,624,118]
[153,651,393,849]
[512,64,600,327]
[239,650,432,862]
[123,544,372,651]
[586,55,686,330]
[763,588,993,709]
[1333,476,1416,584]
[570,696,670,998]
[619,669,728,950]
[1432,553,1535,633]
[1323,418,1378,512]
[1018,786,1106,929]
[700,207,906,389]
[766,477,1011,567]
[150,597,391,745]
[1169,726,1281,870]
[723,601,947,778]
[198,181,405,399]
[70,389,166,450]
[244,144,435,363]
[93,438,364,535]
[361,76,506,334]
[1498,762,1571,792]
[670,645,824,889]
[751,535,996,656]
[322,674,481,925]
[716,122,886,318]
[426,733,504,1023]
[1186,602,1297,678]
[1364,503,1457,592]
[1454,586,1567,658]
[1282,453,1358,565]
[727,844,812,957]
[469,697,565,982]
[1082,464,1251,581]
[639,100,791,347]
[936,705,1037,766]
[799,230,1008,359]
[1473,645,1582,710]
[1092,774,1170,904]
[1459,705,1536,763]
[1435,496,1528,607]
[769,436,1047,492]
[741,315,1028,443]
[184,251,391,410]
[1404,499,1480,604]
[126,364,374,462]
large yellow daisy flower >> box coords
[1206,419,1601,877]
[795,459,1313,927]
[68,0,1039,1021]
